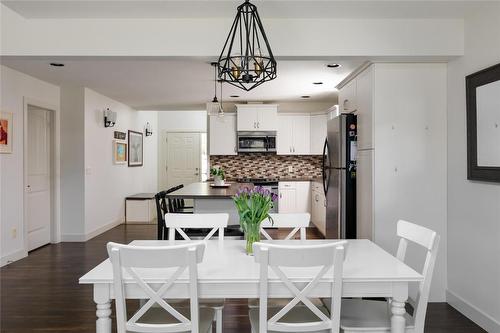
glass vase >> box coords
[245,222,261,255]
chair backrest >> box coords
[155,190,170,238]
[165,213,229,242]
[253,241,346,333]
[107,241,206,333]
[260,213,310,240]
[395,220,440,333]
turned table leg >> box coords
[94,284,112,333]
[391,282,408,333]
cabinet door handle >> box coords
[293,147,295,153]
[253,122,256,128]
[257,122,260,128]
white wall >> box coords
[1,4,464,57]
[446,4,500,332]
[84,88,158,238]
[0,65,60,265]
[372,63,448,302]
[60,86,85,239]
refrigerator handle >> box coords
[322,138,330,196]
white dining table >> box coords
[79,239,422,333]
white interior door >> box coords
[26,106,52,251]
[165,132,201,188]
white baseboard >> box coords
[1,249,28,267]
[85,218,123,241]
[447,289,500,333]
[61,219,124,242]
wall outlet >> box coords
[11,228,17,239]
[288,166,294,173]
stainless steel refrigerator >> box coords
[322,114,357,239]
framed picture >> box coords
[466,62,500,182]
[0,112,13,154]
[113,140,127,164]
[128,130,143,167]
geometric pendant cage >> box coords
[217,0,277,91]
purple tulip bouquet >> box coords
[233,186,278,254]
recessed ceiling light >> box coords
[301,95,311,99]
[50,63,65,67]
[230,95,240,98]
[327,63,341,68]
[313,82,323,85]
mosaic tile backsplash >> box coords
[209,154,322,180]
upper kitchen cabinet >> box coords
[338,78,357,113]
[236,104,278,131]
[310,113,328,154]
[356,65,374,150]
[277,114,310,155]
[209,114,237,155]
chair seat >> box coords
[340,299,415,332]
[134,306,214,333]
[249,305,333,333]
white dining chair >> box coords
[166,213,229,242]
[325,220,440,333]
[165,213,229,333]
[107,241,214,333]
[250,242,346,333]
[261,213,310,240]
[249,213,312,309]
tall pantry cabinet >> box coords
[339,64,447,257]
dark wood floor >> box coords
[0,224,486,333]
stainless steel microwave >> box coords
[237,131,277,153]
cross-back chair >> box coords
[260,213,310,240]
[251,242,346,333]
[328,220,440,333]
[107,241,213,333]
[164,213,229,333]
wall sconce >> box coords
[103,108,117,127]
[145,122,153,136]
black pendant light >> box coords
[217,0,277,91]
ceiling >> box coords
[1,0,489,19]
[1,57,363,110]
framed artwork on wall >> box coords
[466,62,500,183]
[113,140,127,164]
[128,130,143,167]
[0,112,13,154]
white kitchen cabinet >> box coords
[355,65,374,150]
[208,114,237,155]
[338,78,357,113]
[236,104,278,131]
[356,149,373,240]
[310,114,328,154]
[349,63,446,256]
[310,181,326,236]
[277,115,310,155]
[278,181,311,214]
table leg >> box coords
[94,284,112,333]
[391,282,408,333]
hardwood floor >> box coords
[0,224,486,333]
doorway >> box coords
[25,104,55,251]
[159,131,206,190]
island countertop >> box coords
[165,182,254,199]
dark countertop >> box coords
[125,193,156,200]
[166,182,253,199]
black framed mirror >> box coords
[466,62,500,182]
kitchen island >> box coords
[166,182,253,225]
